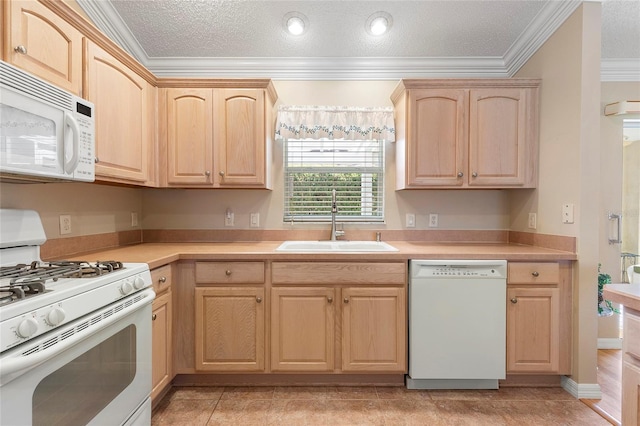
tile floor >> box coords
[151,385,610,425]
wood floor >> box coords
[582,349,622,426]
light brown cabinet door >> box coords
[469,88,527,186]
[407,89,467,186]
[151,291,172,403]
[214,89,266,187]
[195,287,265,371]
[165,88,214,185]
[271,287,335,372]
[85,42,151,184]
[507,287,560,373]
[622,359,640,426]
[341,287,406,372]
[6,1,83,95]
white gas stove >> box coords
[0,209,152,352]
[0,209,154,426]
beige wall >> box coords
[514,4,602,385]
[0,182,142,240]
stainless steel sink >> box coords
[275,240,398,252]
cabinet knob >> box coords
[343,298,349,304]
[472,172,478,178]
[225,270,232,276]
[457,172,463,178]
[219,171,225,177]
[256,296,262,303]
[95,157,100,163]
[327,296,333,303]
[531,271,539,277]
[159,276,167,283]
[510,298,518,304]
[152,313,157,320]
[14,45,27,54]
[205,170,211,176]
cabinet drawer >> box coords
[195,262,265,284]
[625,309,640,361]
[272,262,406,285]
[151,264,172,294]
[508,262,559,285]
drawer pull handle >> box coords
[225,270,232,276]
[152,314,157,320]
[256,297,262,303]
[159,276,167,283]
[343,298,349,304]
[531,271,539,277]
[510,298,518,304]
[327,296,333,303]
[14,45,27,54]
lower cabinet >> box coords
[341,287,406,372]
[622,358,640,425]
[194,287,265,371]
[270,262,407,374]
[151,264,173,404]
[271,287,335,371]
[506,262,571,374]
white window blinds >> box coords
[283,138,384,222]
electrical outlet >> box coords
[59,215,71,235]
[131,212,139,227]
[224,209,235,227]
[250,213,260,228]
[406,213,416,228]
[528,213,537,229]
[429,213,438,228]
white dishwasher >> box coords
[407,259,507,390]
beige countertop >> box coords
[67,241,577,270]
[604,283,640,312]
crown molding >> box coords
[144,56,508,80]
[76,0,149,60]
[601,59,640,82]
[503,0,582,76]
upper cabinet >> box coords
[4,0,83,95]
[392,79,540,189]
[85,41,156,186]
[159,81,277,189]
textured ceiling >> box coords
[77,0,640,80]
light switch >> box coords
[406,213,416,228]
[562,203,574,224]
[250,213,260,227]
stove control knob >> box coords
[133,276,146,290]
[17,317,38,338]
[120,281,133,295]
[46,307,66,326]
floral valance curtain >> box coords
[275,105,395,142]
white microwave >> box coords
[0,61,95,183]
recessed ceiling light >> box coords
[366,11,392,36]
[283,12,308,36]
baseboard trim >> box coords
[561,376,602,399]
[598,338,623,350]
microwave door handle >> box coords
[63,112,80,174]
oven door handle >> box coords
[0,288,155,386]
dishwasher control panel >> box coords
[410,260,507,279]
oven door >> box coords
[0,289,154,426]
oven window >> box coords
[32,325,137,426]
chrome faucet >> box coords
[330,189,345,241]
